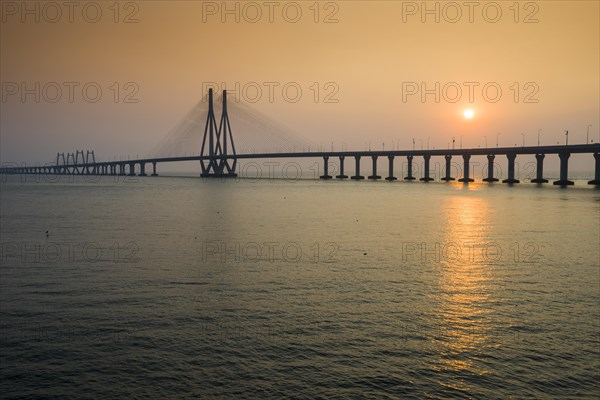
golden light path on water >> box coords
[434,189,496,392]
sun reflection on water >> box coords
[433,194,496,391]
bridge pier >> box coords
[368,156,381,180]
[588,153,600,185]
[200,89,237,178]
[531,154,548,183]
[502,153,520,184]
[139,162,147,177]
[458,154,474,182]
[385,156,397,181]
[351,156,364,180]
[119,163,126,176]
[404,155,416,180]
[128,163,136,176]
[420,155,433,182]
[151,161,158,177]
[336,156,347,179]
[483,154,499,182]
[554,152,574,185]
[441,155,455,181]
[320,156,332,179]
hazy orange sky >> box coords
[1,1,598,166]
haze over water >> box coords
[1,0,599,397]
[1,176,598,398]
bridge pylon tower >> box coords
[200,89,237,178]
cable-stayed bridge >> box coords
[1,89,599,186]
[150,90,316,158]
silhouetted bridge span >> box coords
[2,89,599,186]
[3,144,600,186]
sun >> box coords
[464,109,475,119]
